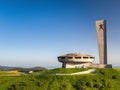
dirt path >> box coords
[56,69,96,75]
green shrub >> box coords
[0,68,120,90]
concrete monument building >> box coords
[58,53,95,68]
[96,20,107,64]
[95,20,112,68]
[58,20,112,68]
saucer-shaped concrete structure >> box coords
[58,53,95,68]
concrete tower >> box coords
[96,20,107,64]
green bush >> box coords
[0,68,120,90]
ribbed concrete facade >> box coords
[96,20,107,64]
[58,53,95,68]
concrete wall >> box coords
[89,64,112,68]
[65,63,92,68]
[96,20,107,64]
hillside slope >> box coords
[0,68,120,90]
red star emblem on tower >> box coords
[99,24,104,30]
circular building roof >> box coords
[59,53,94,57]
[58,53,95,63]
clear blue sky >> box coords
[0,0,120,68]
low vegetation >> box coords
[0,71,21,76]
[0,68,120,90]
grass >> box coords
[0,68,120,90]
[38,68,89,75]
[0,70,22,76]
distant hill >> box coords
[0,65,17,70]
[0,65,46,71]
[113,66,120,68]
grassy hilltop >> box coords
[0,68,120,90]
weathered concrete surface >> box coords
[96,20,107,64]
[65,62,92,68]
[58,53,95,68]
[89,64,112,68]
